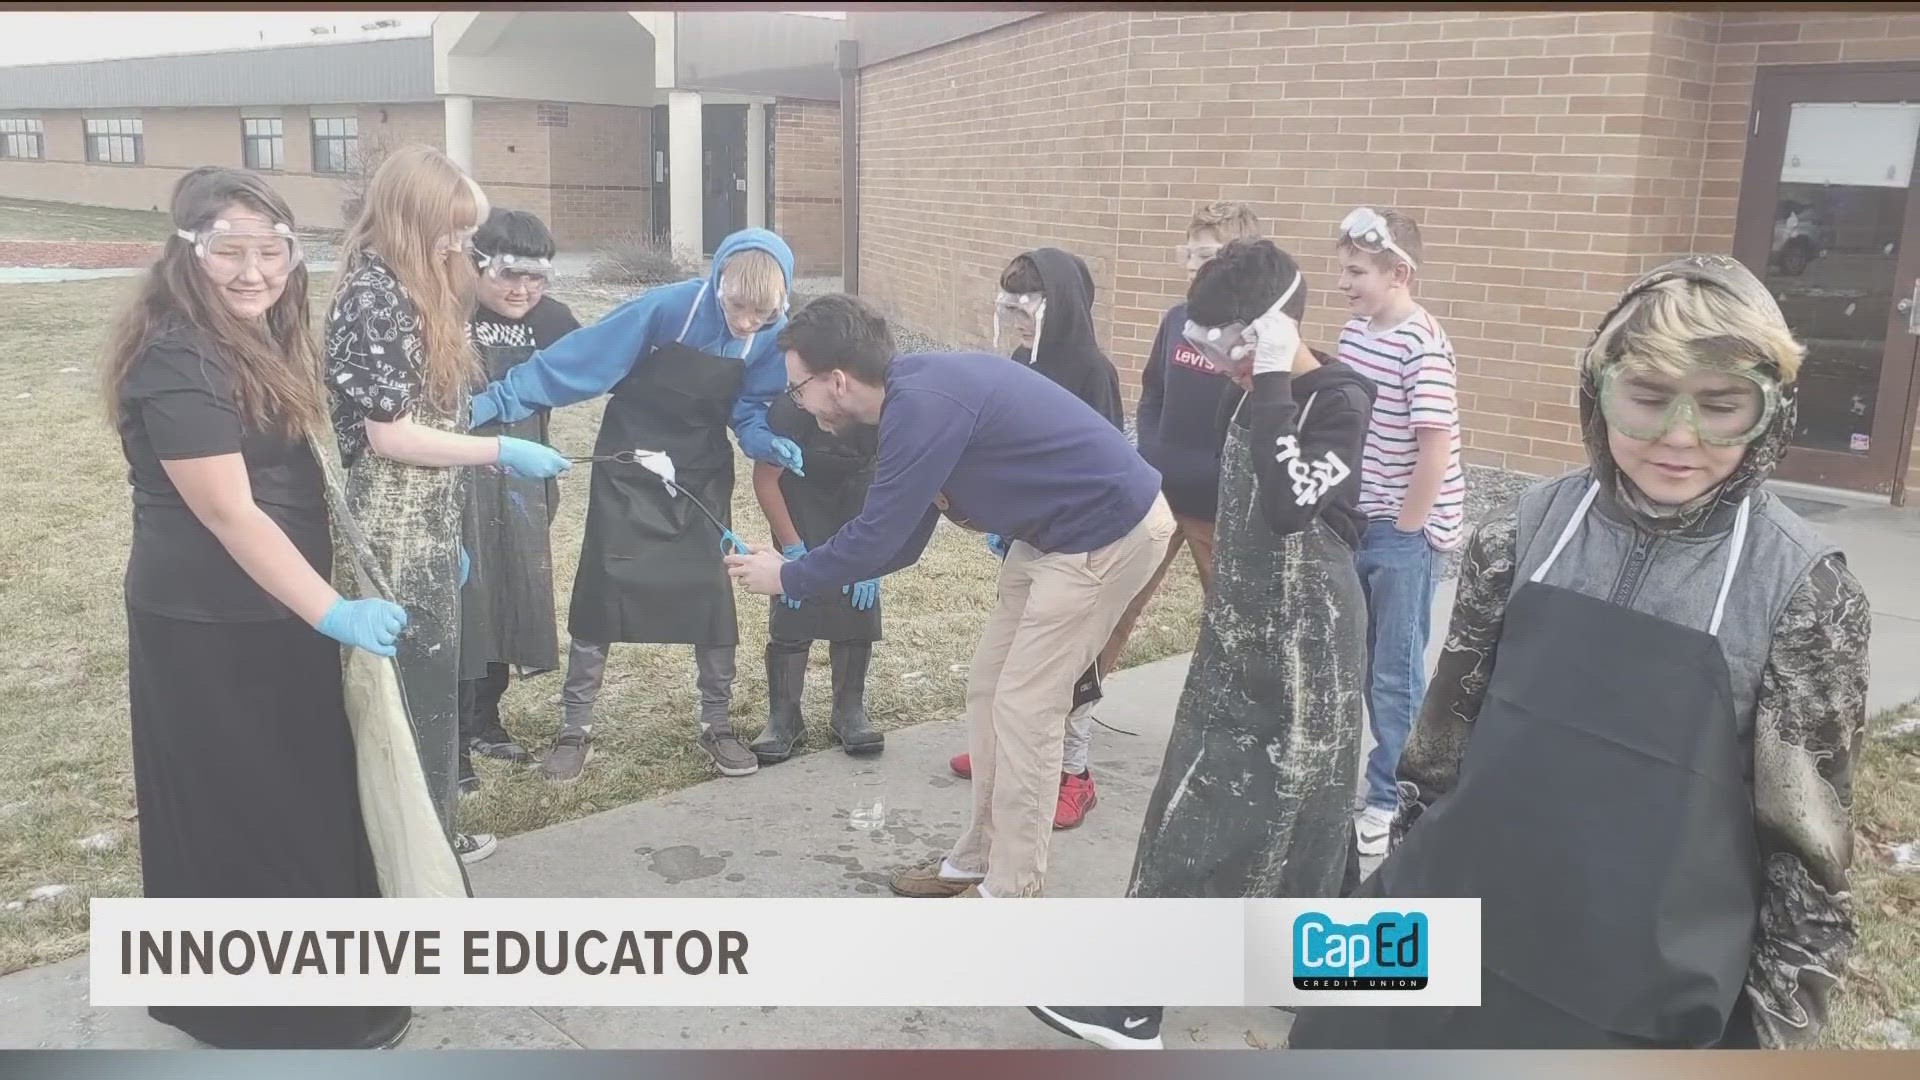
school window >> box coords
[0,118,43,160]
[85,118,143,164]
[311,116,358,174]
[242,117,284,172]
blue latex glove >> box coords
[768,437,806,477]
[986,533,1010,559]
[780,543,807,609]
[844,577,879,611]
[459,546,470,587]
[496,436,571,479]
[468,391,500,430]
[315,597,408,658]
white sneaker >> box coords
[1354,806,1394,857]
[455,832,498,864]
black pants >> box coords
[459,662,511,739]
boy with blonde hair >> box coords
[1288,254,1868,1049]
[1332,207,1466,858]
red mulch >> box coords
[0,240,163,269]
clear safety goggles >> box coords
[1178,269,1301,370]
[1181,320,1250,370]
[474,250,552,287]
[1597,364,1779,447]
[992,291,1045,351]
[175,219,303,278]
[720,289,786,331]
[1339,207,1418,271]
[1175,241,1223,271]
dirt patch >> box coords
[0,240,161,270]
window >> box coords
[0,118,43,160]
[312,115,358,174]
[242,117,284,171]
[85,118,142,164]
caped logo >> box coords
[1291,911,1429,990]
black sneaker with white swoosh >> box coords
[1028,1005,1164,1049]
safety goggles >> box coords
[1597,364,1779,447]
[1175,241,1223,271]
[992,291,1045,351]
[1181,321,1251,370]
[176,220,302,278]
[720,290,786,331]
[1339,207,1418,271]
[1178,269,1302,370]
[474,250,552,287]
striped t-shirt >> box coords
[1337,306,1466,552]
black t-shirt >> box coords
[117,330,333,622]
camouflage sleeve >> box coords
[1391,502,1518,843]
[1744,553,1872,1048]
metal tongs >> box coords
[568,448,750,555]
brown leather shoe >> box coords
[889,861,981,898]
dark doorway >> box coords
[702,103,748,255]
[649,103,670,243]
[1735,62,1920,499]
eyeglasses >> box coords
[785,372,819,405]
[176,220,302,279]
[1597,364,1778,446]
[1339,208,1418,271]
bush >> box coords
[588,231,701,286]
[336,133,397,226]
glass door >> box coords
[1734,65,1920,497]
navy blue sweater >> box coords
[1135,302,1241,521]
[780,352,1163,599]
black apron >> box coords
[1128,393,1364,900]
[568,295,747,647]
[460,341,561,679]
[766,398,883,644]
[1288,484,1762,1050]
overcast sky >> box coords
[0,10,847,67]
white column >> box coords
[668,89,703,259]
[746,101,768,230]
[443,95,474,173]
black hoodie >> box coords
[1009,247,1124,428]
[1216,351,1376,548]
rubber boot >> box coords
[828,641,883,756]
[751,642,811,765]
[695,645,758,777]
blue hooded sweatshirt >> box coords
[469,229,797,462]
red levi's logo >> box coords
[1170,342,1222,376]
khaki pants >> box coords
[946,494,1177,897]
[1097,511,1216,676]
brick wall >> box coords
[859,13,1131,351]
[470,100,552,225]
[855,10,1920,496]
[543,102,652,251]
[772,97,842,276]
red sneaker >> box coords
[1054,770,1097,829]
[951,752,972,779]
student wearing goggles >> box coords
[1287,256,1870,1053]
[176,218,303,290]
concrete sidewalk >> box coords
[3,484,1915,1050]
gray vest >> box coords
[1511,470,1840,744]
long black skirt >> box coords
[127,607,399,1048]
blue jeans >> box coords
[1356,520,1440,811]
